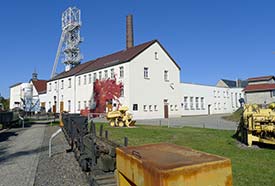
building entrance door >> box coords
[208,104,211,115]
[164,99,169,118]
[60,101,64,113]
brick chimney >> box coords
[126,14,134,49]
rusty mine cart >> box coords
[106,106,136,127]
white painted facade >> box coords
[181,83,244,116]
[10,83,24,109]
[127,42,181,119]
[9,81,47,112]
[45,41,244,119]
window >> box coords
[144,67,149,79]
[272,90,275,97]
[226,91,229,98]
[213,90,216,98]
[54,81,57,90]
[155,52,159,60]
[68,100,71,112]
[175,105,178,111]
[99,71,102,80]
[201,97,204,109]
[78,101,81,111]
[164,70,169,81]
[68,78,71,88]
[120,86,124,97]
[49,101,51,109]
[154,105,158,111]
[111,68,114,78]
[119,66,124,78]
[49,83,52,92]
[89,74,92,84]
[78,76,81,85]
[84,101,87,108]
[84,75,87,85]
[217,91,220,98]
[184,97,188,110]
[61,80,64,89]
[195,97,199,110]
[224,102,226,110]
[223,91,226,98]
[133,104,138,111]
[170,105,173,111]
[143,105,147,111]
[93,73,97,82]
[190,97,194,110]
[149,105,152,111]
[218,102,221,110]
[88,100,91,108]
[104,70,108,79]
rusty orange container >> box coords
[116,143,232,186]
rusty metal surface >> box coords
[118,143,225,170]
[116,143,232,186]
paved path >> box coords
[0,124,46,186]
[94,114,239,130]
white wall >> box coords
[10,84,22,109]
[46,76,76,113]
[180,83,244,116]
[75,63,130,113]
[128,42,181,119]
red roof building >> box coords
[32,80,47,94]
[244,75,275,104]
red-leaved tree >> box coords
[92,77,123,113]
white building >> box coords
[9,72,47,112]
[181,83,243,116]
[45,39,244,119]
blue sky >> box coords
[1,0,275,98]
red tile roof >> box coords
[243,83,275,92]
[247,75,274,82]
[50,39,180,81]
[32,80,47,94]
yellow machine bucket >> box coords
[106,106,136,127]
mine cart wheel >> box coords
[109,120,115,127]
[118,121,124,127]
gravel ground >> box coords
[34,126,89,186]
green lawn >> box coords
[95,123,275,186]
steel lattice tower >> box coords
[51,7,83,78]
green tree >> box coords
[0,96,9,110]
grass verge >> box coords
[222,107,243,122]
[95,123,275,186]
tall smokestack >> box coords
[126,14,134,49]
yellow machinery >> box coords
[238,103,275,146]
[116,143,232,186]
[106,106,136,127]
